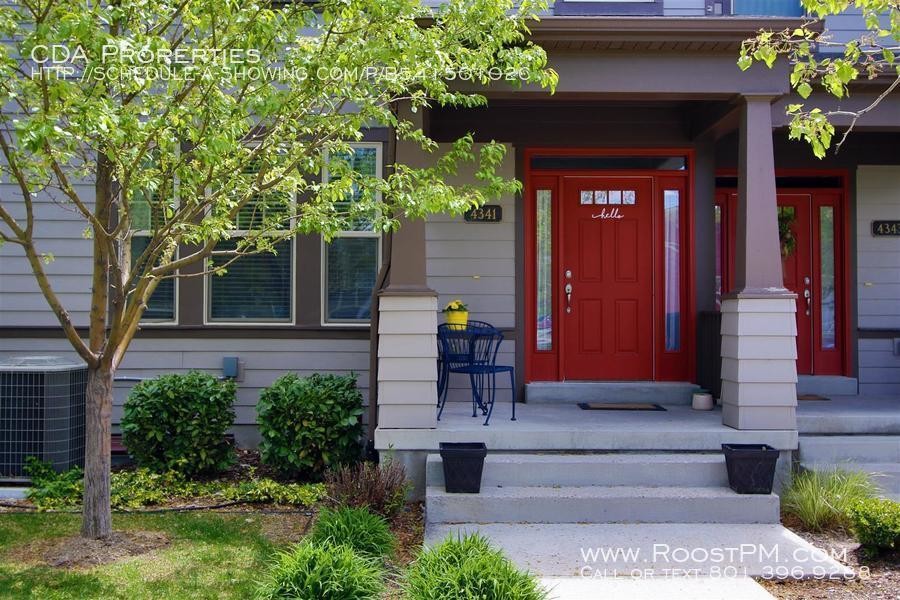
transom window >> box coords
[321,143,382,325]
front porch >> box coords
[376,400,798,498]
[376,401,796,453]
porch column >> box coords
[376,214,438,430]
[720,94,798,430]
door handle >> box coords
[803,288,811,316]
[565,283,573,314]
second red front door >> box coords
[561,177,654,379]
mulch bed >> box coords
[391,502,424,567]
[760,521,900,600]
[15,531,170,569]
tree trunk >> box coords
[82,366,113,539]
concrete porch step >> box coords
[803,462,900,494]
[426,453,729,488]
[799,435,900,463]
[797,375,858,396]
[525,382,700,405]
[426,485,780,524]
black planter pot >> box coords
[439,442,487,493]
[722,443,780,494]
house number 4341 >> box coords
[464,205,503,222]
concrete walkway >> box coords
[427,522,852,599]
[426,523,852,578]
[541,576,774,599]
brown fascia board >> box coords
[526,16,815,43]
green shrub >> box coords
[324,459,409,519]
[257,373,363,477]
[256,542,383,600]
[23,458,324,510]
[309,507,395,560]
[782,468,877,531]
[403,533,547,600]
[848,497,900,553]
[122,371,236,476]
[219,478,325,506]
[23,456,83,509]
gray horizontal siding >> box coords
[856,166,900,331]
[0,337,370,446]
[663,0,705,16]
[822,10,892,54]
[859,339,900,394]
[855,166,900,393]
[425,145,516,330]
[0,180,95,327]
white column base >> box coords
[720,297,798,430]
[377,294,438,429]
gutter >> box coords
[527,16,813,41]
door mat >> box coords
[797,394,831,401]
[577,403,666,411]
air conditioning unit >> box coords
[0,356,87,478]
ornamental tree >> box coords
[739,0,899,157]
[0,0,556,539]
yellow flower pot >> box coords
[445,310,469,330]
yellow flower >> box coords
[443,299,468,312]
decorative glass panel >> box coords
[664,190,681,351]
[325,237,378,322]
[209,239,292,322]
[714,204,722,310]
[130,236,175,321]
[536,190,552,351]
[820,206,836,349]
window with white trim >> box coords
[322,143,382,324]
[130,154,177,323]
[206,160,294,323]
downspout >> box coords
[365,232,391,456]
[366,121,398,456]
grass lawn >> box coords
[0,511,311,599]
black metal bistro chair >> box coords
[437,321,516,426]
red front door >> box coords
[778,194,814,375]
[561,177,654,379]
[716,187,845,376]
[778,192,844,375]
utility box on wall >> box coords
[0,356,87,478]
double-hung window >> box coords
[322,143,382,325]
[130,156,177,323]
[206,160,294,324]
